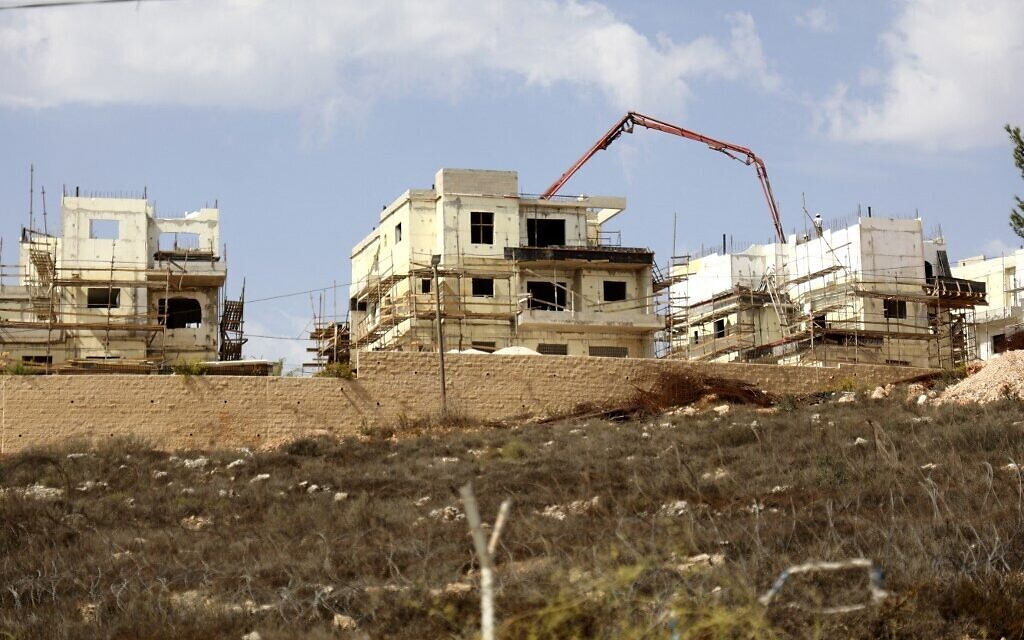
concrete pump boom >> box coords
[540,111,786,244]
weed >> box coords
[313,362,354,379]
[170,360,207,376]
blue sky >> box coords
[1,0,1023,369]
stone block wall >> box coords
[0,353,933,454]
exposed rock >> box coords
[180,515,213,531]
[182,457,209,469]
[332,614,359,630]
[655,500,690,517]
[538,496,600,521]
[712,404,731,416]
[1,484,63,500]
[672,552,725,573]
[428,505,465,522]
[250,474,270,483]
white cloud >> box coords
[821,0,1024,149]
[981,237,1021,258]
[795,7,834,33]
[0,1,778,133]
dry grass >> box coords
[2,391,1024,638]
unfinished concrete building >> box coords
[667,215,986,369]
[0,191,247,371]
[952,250,1024,359]
[346,168,663,368]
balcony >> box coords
[504,245,653,266]
[516,307,663,333]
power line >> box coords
[0,0,170,10]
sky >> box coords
[1,0,1023,371]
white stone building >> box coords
[952,250,1024,359]
[0,193,231,369]
[668,216,986,369]
[348,168,663,368]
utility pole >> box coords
[431,254,448,417]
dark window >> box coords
[420,278,432,294]
[394,223,402,243]
[603,280,627,302]
[526,218,566,247]
[924,260,934,280]
[470,211,494,244]
[87,287,120,309]
[994,333,1008,354]
[349,297,368,312]
[471,341,496,353]
[883,299,907,319]
[537,343,568,355]
[813,314,827,329]
[471,278,494,297]
[527,281,567,310]
[21,355,52,365]
[714,319,726,339]
[89,219,119,239]
[589,345,628,358]
[159,297,202,329]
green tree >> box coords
[1007,124,1024,240]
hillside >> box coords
[2,393,1024,639]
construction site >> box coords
[305,112,1008,375]
[0,183,261,374]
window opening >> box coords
[159,297,202,328]
[527,281,567,310]
[89,219,119,239]
[394,223,402,243]
[589,345,628,358]
[714,318,726,339]
[883,299,907,319]
[537,343,568,355]
[420,278,432,294]
[159,232,200,250]
[471,278,494,297]
[603,280,627,302]
[526,218,566,247]
[470,211,494,244]
[87,287,120,309]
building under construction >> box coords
[0,190,253,373]
[338,168,664,370]
[665,214,987,369]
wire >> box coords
[0,0,170,9]
[247,282,352,304]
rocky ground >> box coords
[2,379,1024,639]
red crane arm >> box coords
[540,111,786,244]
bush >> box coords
[171,360,207,376]
[314,362,354,379]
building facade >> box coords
[348,169,663,367]
[0,193,230,369]
[952,250,1024,359]
[668,216,986,369]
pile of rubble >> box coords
[940,352,1024,405]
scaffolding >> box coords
[1,228,247,373]
[663,264,985,368]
